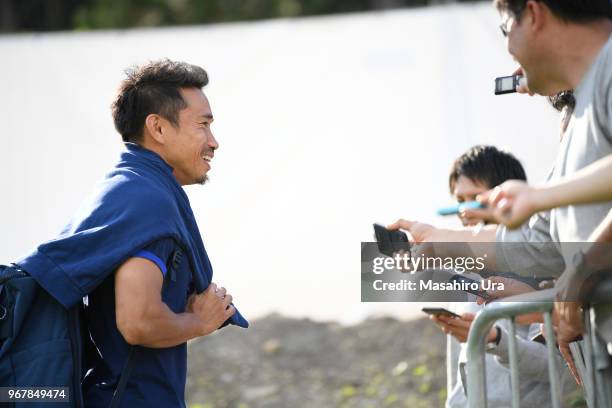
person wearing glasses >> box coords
[390,0,612,399]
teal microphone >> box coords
[437,201,486,216]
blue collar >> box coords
[124,142,175,175]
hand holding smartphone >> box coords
[373,223,410,257]
[494,74,525,95]
[422,307,460,319]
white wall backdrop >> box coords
[0,3,560,324]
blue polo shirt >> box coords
[82,238,193,408]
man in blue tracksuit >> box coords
[17,59,248,407]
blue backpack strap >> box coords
[108,245,184,408]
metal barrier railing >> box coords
[465,281,612,408]
[585,279,612,408]
[466,279,612,408]
[465,289,560,408]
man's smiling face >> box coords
[499,0,563,96]
[164,87,218,186]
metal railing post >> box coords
[466,294,556,408]
[543,312,561,408]
[584,308,596,407]
[507,317,520,408]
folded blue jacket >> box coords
[17,142,248,328]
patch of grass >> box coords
[340,385,357,399]
[384,393,399,406]
[412,364,428,377]
[418,382,430,394]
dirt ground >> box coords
[186,315,446,408]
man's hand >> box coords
[554,302,585,343]
[187,282,236,336]
[431,313,497,344]
[459,207,496,226]
[542,317,582,384]
[478,180,542,229]
[553,259,587,344]
[558,339,581,385]
[554,262,587,305]
[387,219,442,242]
[550,304,584,385]
[387,219,442,269]
[513,67,534,95]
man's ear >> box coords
[144,114,166,144]
[525,0,548,33]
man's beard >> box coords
[197,174,209,185]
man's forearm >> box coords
[115,258,217,348]
[584,209,612,270]
[120,302,205,348]
[589,209,612,243]
[430,225,497,243]
[534,155,612,211]
[429,225,498,270]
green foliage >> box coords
[73,0,381,29]
[3,0,483,32]
[78,0,449,30]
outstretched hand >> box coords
[387,219,440,270]
[459,206,496,226]
[387,219,441,243]
[478,180,541,229]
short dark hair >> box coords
[547,89,575,112]
[495,0,612,22]
[111,59,209,143]
[449,145,527,194]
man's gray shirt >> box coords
[496,34,612,276]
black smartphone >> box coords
[449,274,491,300]
[494,74,523,95]
[373,223,410,257]
[422,307,460,319]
